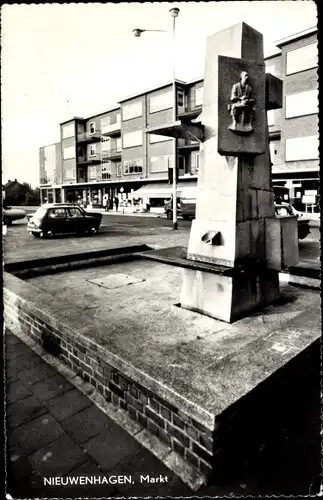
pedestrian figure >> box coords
[103,195,109,212]
[115,196,119,211]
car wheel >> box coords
[3,218,12,225]
[31,232,41,238]
[89,226,99,235]
[166,210,173,220]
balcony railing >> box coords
[77,153,101,164]
[177,98,203,119]
[101,122,121,137]
[102,148,122,160]
[77,131,102,143]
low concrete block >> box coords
[265,216,299,270]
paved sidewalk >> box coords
[5,330,193,498]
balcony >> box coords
[101,122,121,137]
[177,98,203,120]
[77,154,101,165]
[178,140,200,151]
[77,131,102,143]
[102,148,122,161]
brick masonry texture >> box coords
[4,288,216,477]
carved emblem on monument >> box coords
[228,71,255,134]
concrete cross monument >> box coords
[180,22,299,323]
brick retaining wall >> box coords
[4,281,215,478]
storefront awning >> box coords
[129,182,197,199]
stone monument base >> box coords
[180,266,280,323]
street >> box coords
[4,211,320,268]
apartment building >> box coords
[39,26,318,212]
[266,26,319,212]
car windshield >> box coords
[34,207,48,218]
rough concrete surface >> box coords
[25,258,320,426]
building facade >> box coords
[39,27,318,212]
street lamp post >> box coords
[133,6,180,229]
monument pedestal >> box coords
[180,265,280,323]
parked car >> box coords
[164,198,310,240]
[274,203,310,240]
[3,205,26,225]
[27,203,102,238]
[164,198,196,220]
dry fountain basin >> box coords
[4,244,320,490]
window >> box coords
[150,156,171,173]
[122,101,143,121]
[123,159,143,175]
[48,208,66,219]
[195,87,203,106]
[149,134,172,144]
[286,42,318,75]
[267,110,275,126]
[115,112,121,123]
[123,131,142,148]
[62,123,75,139]
[149,90,173,113]
[116,137,122,152]
[101,164,111,180]
[191,151,200,170]
[67,207,83,218]
[101,137,111,154]
[63,168,75,180]
[89,122,96,134]
[89,144,96,156]
[285,89,318,118]
[285,135,318,161]
[88,166,97,179]
[101,116,111,128]
[269,142,277,162]
[116,163,122,177]
[63,146,75,160]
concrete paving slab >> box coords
[17,362,59,386]
[44,387,93,421]
[10,413,65,456]
[5,340,33,361]
[28,433,89,477]
[83,427,141,472]
[31,372,75,401]
[61,404,118,445]
[6,378,33,404]
[7,394,48,430]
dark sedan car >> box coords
[27,203,102,238]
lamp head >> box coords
[133,28,144,37]
[169,7,180,18]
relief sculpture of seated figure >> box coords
[228,71,255,134]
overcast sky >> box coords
[2,1,317,187]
